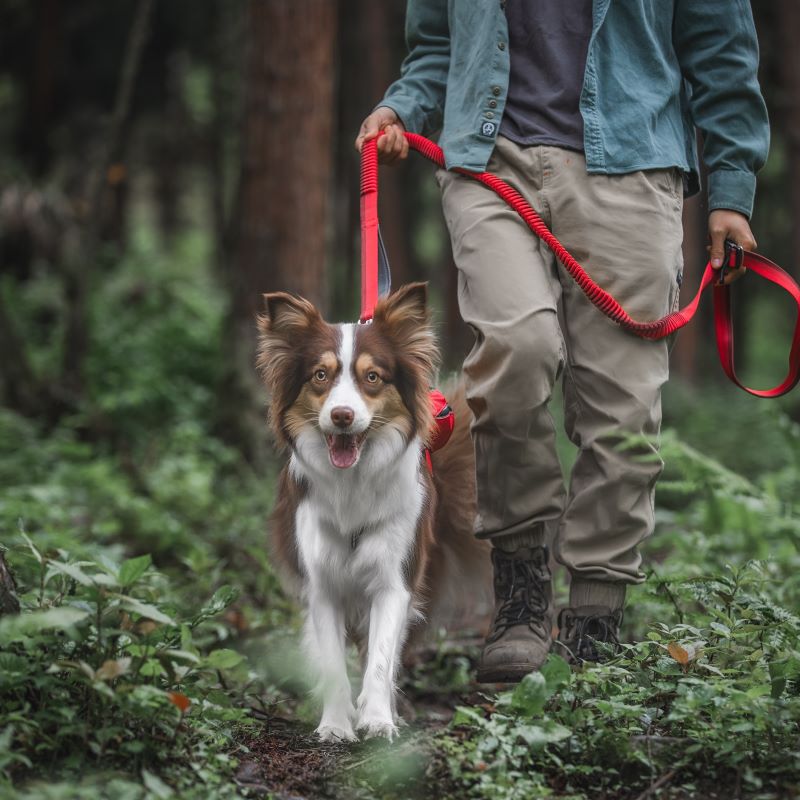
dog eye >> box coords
[366,371,380,384]
[314,369,327,382]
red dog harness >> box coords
[360,133,800,400]
[426,388,455,471]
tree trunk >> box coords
[0,552,20,616]
[672,194,706,384]
[62,0,154,403]
[230,0,337,322]
[23,0,61,176]
[219,0,338,459]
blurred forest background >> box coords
[1,2,799,799]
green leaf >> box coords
[118,554,152,587]
[118,596,175,626]
[161,648,200,664]
[205,648,244,670]
[710,621,731,638]
[141,768,174,799]
[20,531,43,564]
[451,706,485,728]
[516,721,571,748]
[540,653,571,694]
[199,585,237,618]
[180,623,194,652]
[46,560,93,586]
[0,607,89,643]
[140,658,166,677]
[511,671,551,717]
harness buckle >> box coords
[718,239,744,285]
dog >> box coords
[257,282,491,741]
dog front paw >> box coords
[316,722,357,743]
[357,716,398,740]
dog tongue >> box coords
[328,434,359,469]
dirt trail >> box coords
[234,637,486,800]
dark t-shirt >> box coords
[499,0,593,152]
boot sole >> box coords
[476,662,543,684]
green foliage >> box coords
[0,232,288,796]
[437,415,800,800]
[443,570,800,799]
[0,531,255,798]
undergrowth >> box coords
[433,397,800,800]
[1,230,800,798]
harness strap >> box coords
[359,133,800,398]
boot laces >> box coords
[487,547,550,643]
[559,608,623,661]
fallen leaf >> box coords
[96,657,131,681]
[168,691,191,713]
[136,620,158,635]
[667,642,689,665]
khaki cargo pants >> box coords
[437,135,684,592]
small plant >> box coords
[0,532,254,797]
[438,563,800,800]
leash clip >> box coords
[718,239,744,285]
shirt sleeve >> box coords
[378,0,450,136]
[673,0,770,218]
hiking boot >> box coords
[555,605,623,665]
[477,545,553,683]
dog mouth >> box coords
[326,432,367,469]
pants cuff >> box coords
[493,524,548,552]
[569,577,627,611]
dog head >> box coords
[257,282,438,470]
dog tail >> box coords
[427,380,493,631]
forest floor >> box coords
[232,637,483,800]
[229,632,761,800]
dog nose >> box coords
[330,406,355,429]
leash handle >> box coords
[360,137,380,322]
[713,250,800,397]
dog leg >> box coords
[306,587,357,742]
[356,586,411,739]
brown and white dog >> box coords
[257,282,490,741]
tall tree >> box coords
[219,0,338,458]
[229,0,337,323]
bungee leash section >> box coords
[360,132,800,399]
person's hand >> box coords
[355,107,408,164]
[708,209,756,285]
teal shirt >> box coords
[381,0,770,218]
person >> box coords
[356,0,769,682]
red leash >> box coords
[360,133,800,398]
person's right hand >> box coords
[355,107,408,164]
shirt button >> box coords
[492,86,501,96]
[485,111,495,120]
[498,42,506,51]
[488,99,497,108]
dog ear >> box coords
[373,282,439,380]
[258,292,321,337]
[373,283,440,443]
[256,292,322,392]
[374,281,428,327]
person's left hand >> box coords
[708,209,757,285]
